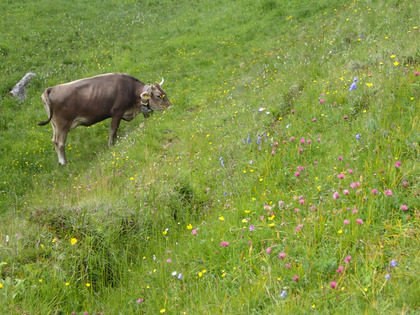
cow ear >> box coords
[140,91,150,100]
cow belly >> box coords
[122,107,140,122]
[70,117,90,129]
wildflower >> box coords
[350,182,358,189]
[344,255,352,263]
[294,171,300,177]
[266,247,272,254]
[219,216,225,221]
[177,273,183,280]
[336,266,344,273]
[344,114,348,120]
[352,208,358,214]
[349,77,358,91]
[166,259,172,263]
[160,309,165,313]
[338,173,345,179]
[71,238,77,245]
[294,208,300,213]
[292,275,299,282]
[395,161,401,168]
[187,224,192,230]
[333,192,339,200]
[356,218,363,225]
[348,169,354,174]
[384,189,392,196]
[343,189,349,195]
[338,156,343,161]
[330,281,337,289]
[285,263,292,269]
[249,224,255,232]
[278,252,286,259]
[319,99,324,104]
[192,229,197,235]
[414,71,419,76]
[371,189,378,195]
[289,136,295,142]
[280,290,287,299]
[137,298,144,303]
[295,224,304,232]
[385,274,391,280]
[278,200,285,207]
[220,241,229,247]
[344,219,350,225]
[390,260,398,268]
[219,157,224,167]
[86,283,91,287]
[394,61,399,66]
[355,134,361,140]
[312,117,317,122]
[400,205,408,211]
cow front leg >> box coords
[52,124,69,165]
[109,116,122,147]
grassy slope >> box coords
[1,0,419,313]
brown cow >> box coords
[39,73,171,165]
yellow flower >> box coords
[0,283,3,288]
[86,283,91,287]
[390,54,396,58]
[187,224,192,230]
[242,219,247,223]
[366,83,373,87]
[65,282,70,286]
[71,238,77,245]
[394,61,399,66]
[244,210,250,214]
[219,216,225,221]
[198,272,203,277]
[338,229,343,234]
[317,186,322,191]
[160,309,165,313]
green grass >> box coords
[1,0,419,313]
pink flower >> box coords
[278,200,285,207]
[352,208,358,214]
[307,140,312,145]
[402,181,409,188]
[137,298,144,304]
[294,171,300,177]
[166,259,172,263]
[294,208,300,213]
[414,71,419,76]
[330,281,338,289]
[295,224,304,232]
[371,189,378,194]
[292,275,299,282]
[278,252,286,259]
[314,161,318,165]
[343,189,349,195]
[338,156,343,161]
[319,99,325,105]
[344,114,348,120]
[266,247,272,254]
[192,229,197,235]
[338,173,345,179]
[310,206,317,211]
[220,241,229,247]
[344,255,352,263]
[333,192,339,200]
[400,205,408,211]
[312,117,317,122]
[336,265,344,273]
[395,161,401,168]
[356,218,363,225]
[299,199,305,205]
[289,136,295,142]
[291,109,295,114]
[384,189,392,196]
[350,182,358,189]
[317,138,321,142]
[344,219,350,225]
[300,137,305,144]
[285,263,292,269]
[348,169,354,174]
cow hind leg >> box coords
[52,123,69,165]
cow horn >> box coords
[159,78,164,86]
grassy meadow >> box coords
[1,0,419,313]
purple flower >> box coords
[390,260,398,268]
[385,274,391,280]
[278,252,286,259]
[249,224,255,232]
[395,161,402,168]
[355,134,361,140]
[349,77,358,91]
[219,157,224,167]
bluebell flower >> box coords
[257,136,261,145]
[219,157,224,167]
[385,274,391,280]
[355,134,361,140]
[280,290,287,299]
[349,77,358,91]
[247,133,251,144]
[390,260,398,268]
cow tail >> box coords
[38,87,53,126]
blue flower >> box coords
[385,274,391,280]
[390,260,398,268]
[247,133,251,144]
[280,290,287,299]
[349,77,358,91]
[219,157,224,167]
[355,134,361,140]
[257,136,261,145]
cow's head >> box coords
[140,79,171,118]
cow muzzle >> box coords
[141,99,152,118]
